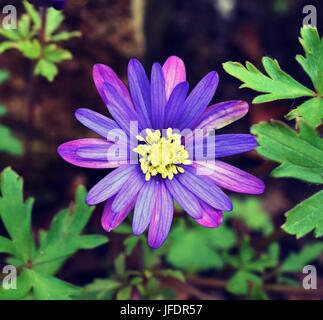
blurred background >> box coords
[0,0,322,300]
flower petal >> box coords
[178,167,233,211]
[165,177,202,219]
[193,161,265,195]
[148,181,174,249]
[101,196,135,232]
[112,168,146,212]
[194,201,223,228]
[76,143,128,161]
[93,64,133,109]
[86,165,136,205]
[196,100,249,130]
[132,178,157,235]
[162,56,186,100]
[178,71,219,129]
[57,138,125,169]
[103,83,139,133]
[164,82,189,128]
[150,63,166,129]
[128,59,152,128]
[75,108,123,140]
[186,134,258,159]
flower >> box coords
[58,56,265,249]
[28,0,66,10]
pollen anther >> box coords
[133,128,191,181]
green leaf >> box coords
[116,286,132,300]
[45,8,64,37]
[17,40,41,59]
[251,120,323,184]
[286,97,323,128]
[81,279,121,300]
[124,235,140,256]
[166,220,236,272]
[0,70,9,84]
[26,269,79,300]
[0,105,7,116]
[0,167,35,262]
[43,44,72,63]
[51,31,81,42]
[227,271,262,295]
[246,243,280,272]
[231,197,274,235]
[0,271,32,300]
[23,0,41,30]
[0,28,21,41]
[227,239,279,273]
[223,58,314,103]
[0,41,16,54]
[34,59,58,82]
[296,26,323,95]
[114,253,126,278]
[33,186,108,275]
[0,125,23,155]
[113,224,132,234]
[281,243,323,272]
[0,236,15,255]
[18,14,31,38]
[158,269,186,282]
[282,190,323,238]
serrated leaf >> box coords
[251,120,323,184]
[43,44,72,63]
[34,59,58,82]
[280,243,323,272]
[33,186,107,275]
[282,190,323,238]
[296,26,323,95]
[286,97,323,127]
[45,8,64,37]
[26,269,79,300]
[223,58,314,103]
[51,31,81,42]
[0,167,35,262]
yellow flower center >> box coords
[133,128,192,181]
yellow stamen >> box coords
[133,128,191,181]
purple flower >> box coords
[58,56,265,249]
[28,0,66,10]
